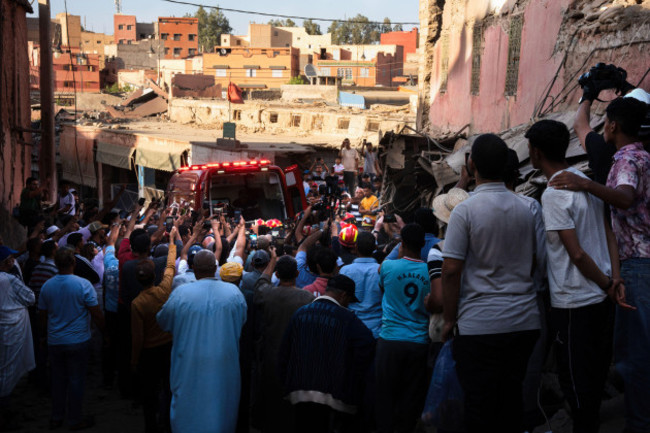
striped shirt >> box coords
[28,259,58,302]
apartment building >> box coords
[203,46,299,89]
[114,14,137,44]
[221,23,332,52]
[28,43,101,93]
[314,44,403,87]
[158,17,198,59]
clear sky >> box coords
[35,0,420,36]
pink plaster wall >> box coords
[428,0,572,134]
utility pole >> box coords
[38,0,56,202]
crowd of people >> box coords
[0,87,648,433]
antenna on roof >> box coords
[115,0,122,14]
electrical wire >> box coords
[535,38,650,118]
[160,0,419,26]
[63,0,86,199]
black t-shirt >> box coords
[331,236,357,265]
[74,255,100,285]
[121,256,167,305]
[23,257,41,286]
[585,131,616,185]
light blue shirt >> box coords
[103,246,119,313]
[39,274,98,345]
[340,257,382,338]
[157,278,247,433]
[379,257,430,344]
[172,270,196,290]
[295,251,317,289]
[385,233,441,261]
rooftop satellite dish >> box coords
[219,48,228,56]
[304,64,321,85]
[304,63,318,78]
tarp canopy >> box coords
[135,140,189,172]
[339,91,366,109]
[96,141,135,170]
[59,135,97,187]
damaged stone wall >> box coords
[168,99,415,147]
[417,0,446,131]
[548,1,650,117]
[419,0,650,134]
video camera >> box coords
[311,175,343,222]
[578,63,635,102]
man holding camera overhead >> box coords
[571,63,649,184]
[549,64,650,433]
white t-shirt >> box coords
[341,148,358,172]
[59,192,76,216]
[333,163,345,176]
[542,168,610,309]
[58,226,92,248]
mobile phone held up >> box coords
[165,216,174,233]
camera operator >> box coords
[551,84,650,431]
[572,63,650,184]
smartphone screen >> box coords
[234,210,242,221]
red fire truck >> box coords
[166,159,307,220]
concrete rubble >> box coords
[378,110,604,215]
[105,78,169,119]
[171,74,223,99]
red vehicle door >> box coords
[283,164,307,216]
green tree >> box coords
[380,18,392,34]
[303,19,322,35]
[328,15,380,44]
[268,19,296,27]
[194,6,232,53]
[328,20,343,44]
[287,76,306,84]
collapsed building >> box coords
[379,0,650,214]
[53,78,416,208]
[418,0,650,134]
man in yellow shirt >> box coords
[359,183,379,224]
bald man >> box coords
[157,250,247,433]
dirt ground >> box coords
[6,361,144,433]
[5,361,626,433]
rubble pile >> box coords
[105,78,169,119]
[171,74,222,99]
[378,111,601,216]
